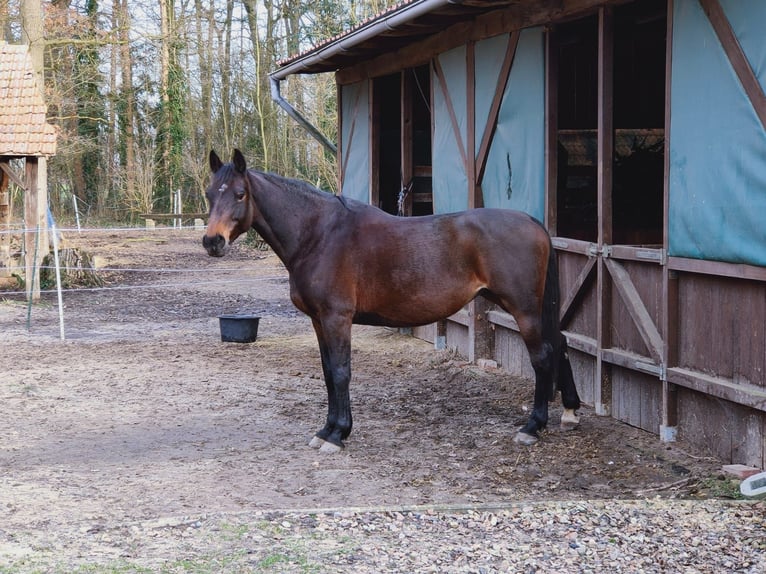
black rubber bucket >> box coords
[218,315,260,343]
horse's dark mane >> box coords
[259,171,331,199]
[216,163,351,213]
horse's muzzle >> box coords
[202,234,226,257]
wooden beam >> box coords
[432,56,469,172]
[597,6,614,247]
[475,31,520,187]
[668,256,766,283]
[0,161,26,189]
[560,255,597,329]
[0,166,9,278]
[23,157,46,302]
[401,70,413,215]
[604,258,665,364]
[335,80,343,191]
[699,0,766,133]
[340,83,365,186]
[545,26,559,232]
[336,0,608,85]
[594,6,614,416]
[466,41,481,208]
[662,0,678,438]
[667,366,766,413]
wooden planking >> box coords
[677,387,765,467]
[557,250,598,339]
[560,256,597,330]
[677,273,766,387]
[445,320,470,358]
[494,327,535,381]
[569,347,597,408]
[606,258,664,362]
[611,366,662,433]
[412,323,436,345]
[666,367,766,412]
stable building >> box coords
[270,0,766,468]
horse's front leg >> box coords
[308,316,353,454]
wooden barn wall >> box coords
[612,368,662,433]
[493,328,535,381]
[677,388,765,468]
[328,0,766,468]
[445,319,470,358]
[608,260,664,361]
[676,273,765,387]
[558,250,598,343]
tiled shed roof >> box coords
[0,41,57,157]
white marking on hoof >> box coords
[318,441,343,454]
[513,431,538,446]
[560,408,580,431]
[308,436,325,449]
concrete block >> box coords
[477,358,498,370]
[722,464,762,479]
[740,472,766,497]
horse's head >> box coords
[203,149,255,257]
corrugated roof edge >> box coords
[271,0,453,79]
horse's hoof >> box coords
[513,431,538,446]
[318,441,343,454]
[560,409,580,431]
[308,436,326,449]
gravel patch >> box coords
[3,500,764,572]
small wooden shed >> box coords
[0,41,58,299]
[271,0,766,468]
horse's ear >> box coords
[232,149,247,174]
[209,150,223,173]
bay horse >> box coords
[203,149,581,453]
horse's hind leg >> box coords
[558,335,581,431]
[513,317,555,446]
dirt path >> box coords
[0,228,755,571]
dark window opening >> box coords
[612,0,666,245]
[555,0,666,245]
[556,15,599,242]
[375,72,402,215]
[410,65,433,216]
[374,65,432,216]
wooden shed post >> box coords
[594,6,614,416]
[23,157,47,301]
[660,0,678,442]
[0,167,9,277]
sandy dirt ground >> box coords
[0,228,751,570]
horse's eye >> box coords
[235,189,246,201]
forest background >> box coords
[1,0,396,223]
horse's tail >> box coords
[541,236,563,401]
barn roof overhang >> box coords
[270,0,533,80]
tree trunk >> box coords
[116,0,136,208]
